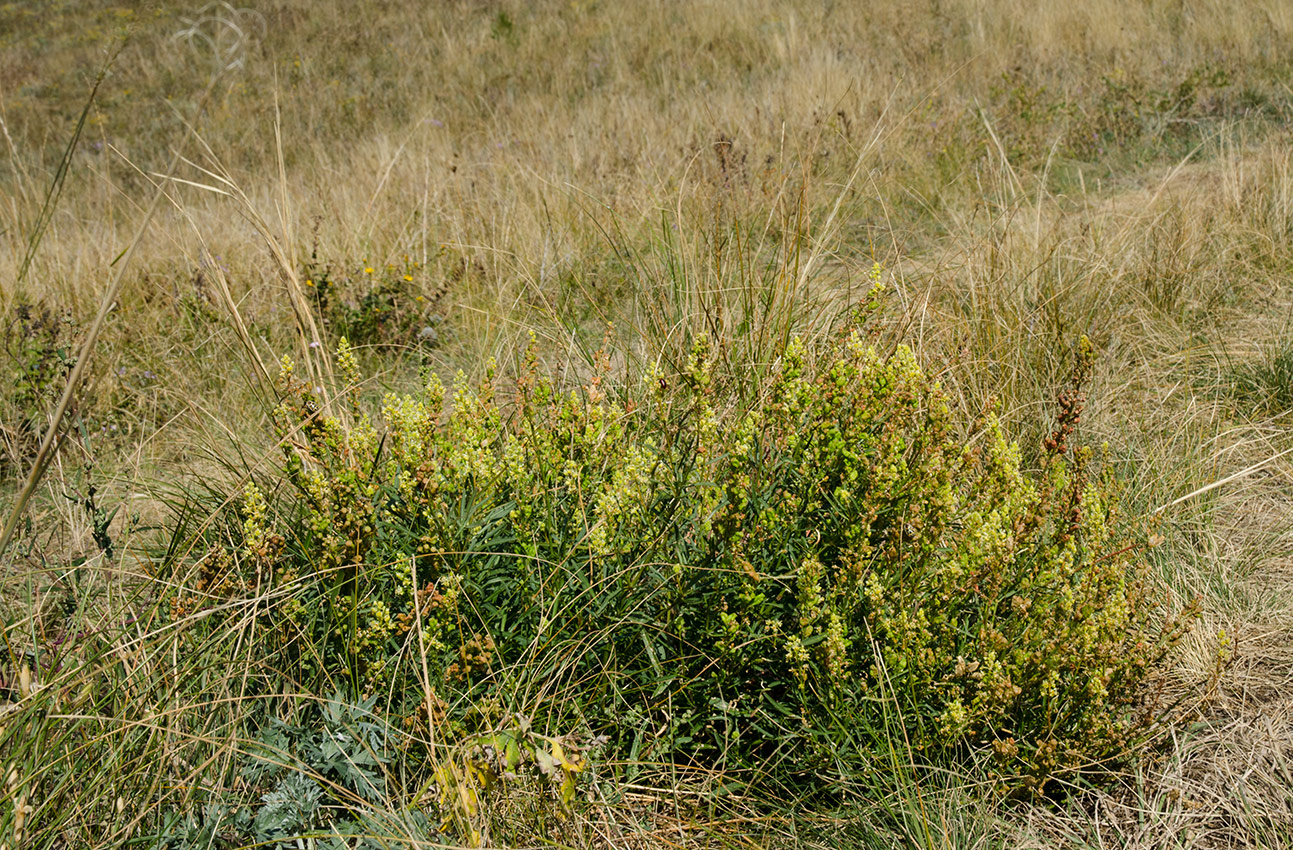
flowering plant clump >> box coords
[179,319,1195,796]
[302,254,447,351]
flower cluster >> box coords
[189,321,1193,794]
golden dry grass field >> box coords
[2,1,1293,847]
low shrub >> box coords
[1,303,76,469]
[155,695,396,848]
[174,314,1195,798]
[302,256,447,352]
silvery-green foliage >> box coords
[253,772,323,846]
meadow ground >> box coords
[2,1,1293,847]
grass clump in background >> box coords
[1,304,75,471]
[1228,337,1293,417]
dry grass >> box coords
[3,0,1293,847]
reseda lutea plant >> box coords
[178,319,1195,797]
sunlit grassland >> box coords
[3,1,1293,847]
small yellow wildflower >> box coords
[364,266,374,274]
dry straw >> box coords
[0,5,258,558]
